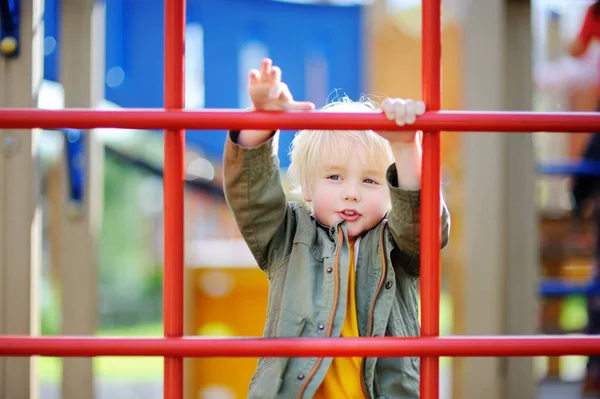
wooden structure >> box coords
[0,1,44,398]
[56,1,106,398]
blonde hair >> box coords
[287,96,395,197]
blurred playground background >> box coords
[2,0,600,398]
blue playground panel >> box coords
[539,278,600,297]
[42,0,364,168]
[538,161,600,176]
[537,157,600,297]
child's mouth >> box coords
[339,210,361,222]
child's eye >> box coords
[327,175,341,181]
[364,178,378,184]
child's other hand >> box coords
[249,58,315,112]
[378,98,426,143]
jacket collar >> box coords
[312,214,388,245]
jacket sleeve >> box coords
[385,163,450,276]
[223,131,296,272]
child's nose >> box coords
[344,191,360,202]
[343,181,361,202]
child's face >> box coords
[305,138,391,238]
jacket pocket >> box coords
[249,318,308,398]
[374,356,420,398]
[292,228,335,262]
[276,318,307,393]
[380,315,420,388]
[386,313,420,338]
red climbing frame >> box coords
[421,0,441,395]
[163,1,185,397]
[2,0,600,398]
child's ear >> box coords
[302,187,312,202]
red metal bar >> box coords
[421,0,442,396]
[2,336,600,357]
[0,109,598,132]
[164,0,185,397]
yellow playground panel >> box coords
[186,239,268,399]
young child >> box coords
[223,58,450,399]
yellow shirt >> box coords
[314,238,367,399]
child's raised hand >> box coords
[248,58,315,112]
[378,98,426,143]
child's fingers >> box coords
[280,83,294,102]
[394,99,407,126]
[268,82,284,100]
[260,59,272,82]
[415,100,426,115]
[405,99,416,125]
[381,98,395,120]
[248,69,260,85]
[271,66,281,83]
[286,101,315,111]
[381,98,426,125]
[268,82,294,103]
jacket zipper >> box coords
[296,226,343,399]
[360,222,388,399]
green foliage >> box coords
[98,144,164,328]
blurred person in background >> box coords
[569,1,600,396]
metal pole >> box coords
[163,0,185,398]
[421,0,442,396]
[2,335,600,357]
[0,109,598,132]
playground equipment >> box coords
[41,0,363,168]
[2,1,600,399]
[185,239,266,398]
[537,160,600,379]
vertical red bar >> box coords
[164,0,186,398]
[420,0,441,397]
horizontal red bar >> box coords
[1,336,600,357]
[0,109,598,132]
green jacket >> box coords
[223,132,450,399]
